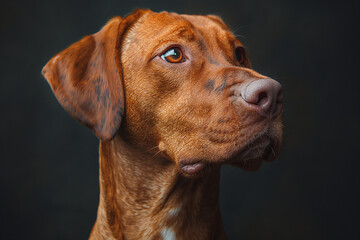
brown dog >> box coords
[42,9,283,240]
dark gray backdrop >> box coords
[1,0,359,239]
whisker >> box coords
[242,159,247,168]
[152,150,162,159]
[147,145,159,152]
[233,34,245,39]
[256,147,262,159]
[271,146,276,157]
[232,25,251,34]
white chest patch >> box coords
[161,227,177,240]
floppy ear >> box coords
[42,10,147,141]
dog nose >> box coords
[242,78,283,118]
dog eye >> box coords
[161,48,184,63]
[235,47,245,64]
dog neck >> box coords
[89,134,226,240]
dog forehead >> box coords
[180,14,228,30]
[143,11,222,26]
[123,11,236,55]
[135,11,190,32]
[131,11,230,40]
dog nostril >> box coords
[257,92,268,105]
[257,91,273,113]
[241,78,283,118]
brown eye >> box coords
[161,47,183,63]
[235,47,245,64]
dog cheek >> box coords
[152,70,183,95]
[121,95,158,147]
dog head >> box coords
[43,9,283,176]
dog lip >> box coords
[227,134,276,164]
[179,159,206,174]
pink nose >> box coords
[242,78,283,118]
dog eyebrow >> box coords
[148,26,198,57]
[176,26,214,53]
[176,27,196,42]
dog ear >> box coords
[42,10,148,141]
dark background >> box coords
[1,0,359,239]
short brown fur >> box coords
[43,9,283,240]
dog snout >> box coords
[239,78,283,119]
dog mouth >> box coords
[228,134,279,171]
[178,137,276,175]
[238,136,272,160]
[176,127,281,175]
